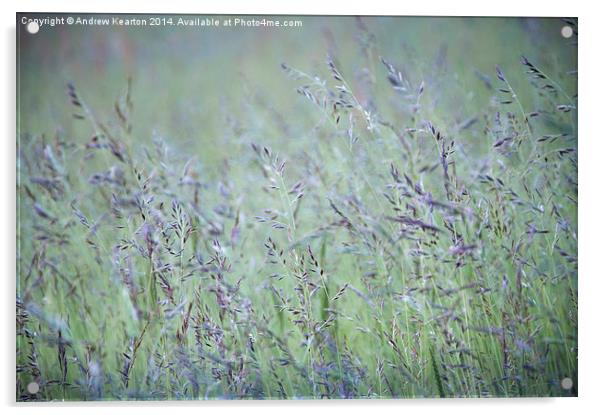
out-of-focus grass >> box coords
[17,15,577,400]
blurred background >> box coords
[18,15,576,170]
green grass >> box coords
[16,15,577,400]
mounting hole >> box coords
[561,377,573,390]
[561,25,573,38]
[26,21,39,34]
[27,381,40,394]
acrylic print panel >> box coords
[16,14,577,401]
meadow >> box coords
[16,15,577,400]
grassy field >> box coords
[16,15,577,400]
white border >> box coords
[3,1,600,414]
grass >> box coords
[16,15,577,400]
